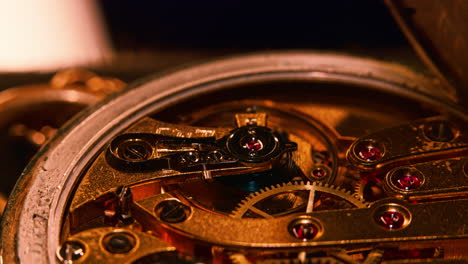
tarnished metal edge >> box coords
[1,52,466,264]
[385,0,459,103]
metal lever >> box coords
[106,125,297,181]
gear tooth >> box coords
[230,206,242,218]
[230,211,239,217]
[354,181,362,192]
[248,194,257,200]
[231,178,370,218]
[353,180,366,201]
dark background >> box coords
[0,0,422,200]
[101,1,407,52]
[1,1,418,87]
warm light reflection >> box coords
[0,0,112,72]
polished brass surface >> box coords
[1,52,467,264]
[64,100,467,263]
[59,227,175,264]
[230,181,368,219]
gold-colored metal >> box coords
[50,68,126,95]
[131,189,467,249]
[347,117,468,171]
[4,52,468,263]
[383,158,468,200]
[63,100,468,263]
[235,113,268,127]
[69,104,338,210]
[230,181,368,219]
[0,193,6,219]
[60,227,175,264]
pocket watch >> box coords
[0,1,467,263]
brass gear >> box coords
[231,181,368,219]
[353,181,366,201]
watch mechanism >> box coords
[1,53,466,264]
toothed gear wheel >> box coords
[354,180,365,201]
[231,181,368,218]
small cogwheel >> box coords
[353,180,366,201]
[231,181,368,218]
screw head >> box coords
[117,138,153,161]
[103,232,136,254]
[57,241,85,262]
[288,217,321,241]
[155,199,191,223]
[207,151,224,162]
[185,152,200,163]
[423,120,456,142]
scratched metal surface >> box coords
[387,0,468,104]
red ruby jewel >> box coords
[358,145,382,161]
[290,222,318,240]
[379,211,404,230]
[312,168,327,178]
[395,174,421,190]
[244,138,263,151]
